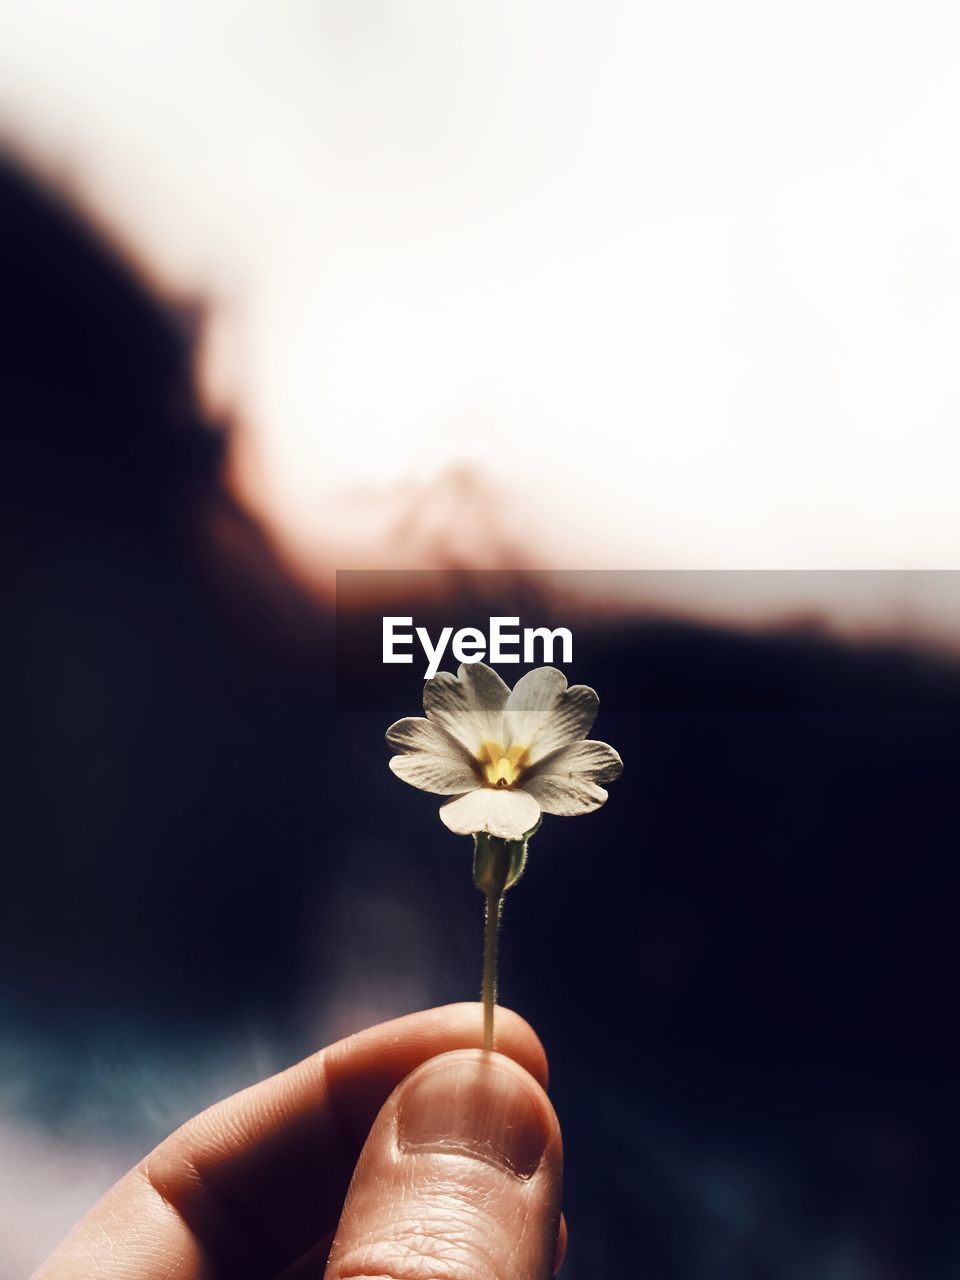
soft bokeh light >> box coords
[3,0,959,587]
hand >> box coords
[33,1003,565,1280]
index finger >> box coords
[35,1003,548,1280]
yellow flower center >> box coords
[478,741,529,789]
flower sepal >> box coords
[472,820,540,897]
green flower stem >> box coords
[482,887,502,1051]
[472,825,537,1052]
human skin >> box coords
[32,1003,566,1280]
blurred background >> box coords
[2,3,960,1277]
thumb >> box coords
[323,1048,563,1280]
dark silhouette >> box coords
[0,153,331,1027]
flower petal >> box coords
[522,739,623,816]
[438,787,541,838]
[389,752,478,795]
[423,662,510,755]
[385,717,479,794]
[504,667,599,763]
[540,738,623,784]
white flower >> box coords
[386,662,622,839]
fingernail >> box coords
[398,1056,549,1179]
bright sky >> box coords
[2,1,960,583]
